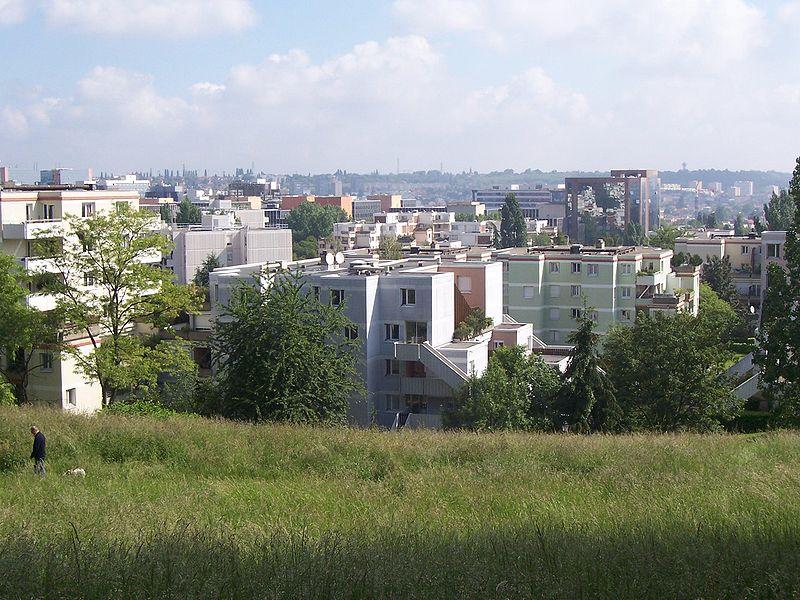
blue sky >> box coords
[1,0,799,175]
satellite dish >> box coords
[335,252,345,265]
[325,253,335,266]
[750,305,756,314]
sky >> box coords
[0,0,799,175]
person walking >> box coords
[30,426,46,477]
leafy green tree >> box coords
[454,213,479,222]
[689,254,704,267]
[529,232,551,246]
[193,253,222,290]
[649,226,682,250]
[293,236,319,260]
[753,216,766,234]
[211,269,362,423]
[554,309,619,432]
[445,346,559,431]
[623,222,646,246]
[758,157,800,417]
[763,190,796,231]
[671,251,686,268]
[378,235,403,260]
[159,204,173,224]
[453,309,493,340]
[604,312,739,431]
[702,255,738,306]
[697,283,746,345]
[286,202,347,242]
[734,214,746,236]
[0,253,62,403]
[500,193,527,248]
[581,213,600,245]
[45,205,203,405]
[176,197,201,224]
[491,223,501,249]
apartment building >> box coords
[98,174,151,197]
[208,255,528,428]
[498,243,700,343]
[675,233,763,308]
[0,187,146,412]
[164,212,292,284]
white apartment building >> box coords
[675,233,763,309]
[164,212,292,285]
[499,243,700,343]
[208,254,532,428]
[98,174,151,197]
[0,188,147,412]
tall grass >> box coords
[1,406,799,598]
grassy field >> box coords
[1,407,800,598]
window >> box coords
[571,308,581,319]
[384,359,400,376]
[66,388,76,407]
[549,262,560,273]
[42,204,55,220]
[767,244,781,259]
[589,310,599,322]
[384,323,400,341]
[344,325,358,340]
[405,395,427,413]
[621,263,633,275]
[386,395,401,411]
[549,308,560,321]
[550,330,560,343]
[83,273,95,286]
[331,289,345,306]
[621,287,632,299]
[571,285,581,297]
[571,262,581,274]
[405,321,428,343]
[588,264,599,277]
[406,361,426,378]
[457,276,472,293]
[523,286,535,299]
[620,309,631,321]
[312,286,320,300]
[493,341,504,349]
[213,284,219,303]
[550,285,561,298]
[81,202,95,217]
[40,352,53,372]
[401,288,416,305]
[741,246,750,255]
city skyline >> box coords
[1,0,799,173]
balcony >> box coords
[400,376,453,398]
[20,257,59,273]
[2,220,63,240]
[26,293,57,311]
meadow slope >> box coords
[1,407,799,598]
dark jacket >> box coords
[31,432,46,460]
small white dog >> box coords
[63,468,86,478]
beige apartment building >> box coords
[0,187,148,412]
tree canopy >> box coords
[211,269,363,423]
[44,205,203,404]
[499,193,527,248]
[176,197,201,224]
[763,190,796,231]
[286,202,348,242]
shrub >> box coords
[104,400,176,418]
[0,383,16,407]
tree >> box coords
[193,253,222,293]
[671,251,686,268]
[159,204,173,224]
[176,197,201,224]
[594,184,620,212]
[763,190,796,231]
[689,254,704,267]
[758,157,800,417]
[0,253,62,403]
[211,269,363,423]
[554,309,619,432]
[453,309,493,340]
[378,235,403,260]
[702,255,738,306]
[286,202,348,243]
[734,214,746,236]
[444,346,559,431]
[623,222,646,246]
[649,226,683,250]
[45,205,203,405]
[499,193,527,248]
[490,223,501,249]
[697,283,745,345]
[293,236,319,260]
[604,312,739,432]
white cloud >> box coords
[190,82,227,96]
[40,0,256,36]
[393,0,766,68]
[0,0,26,26]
